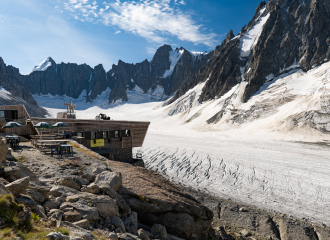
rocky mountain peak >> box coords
[169,0,330,106]
[255,1,267,15]
[32,57,55,72]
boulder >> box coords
[60,202,99,221]
[0,177,9,185]
[0,182,9,195]
[16,195,47,218]
[15,166,39,181]
[49,185,80,197]
[71,231,95,240]
[5,176,30,196]
[47,232,70,240]
[109,232,119,240]
[122,212,138,235]
[99,184,131,214]
[66,192,119,218]
[82,173,94,182]
[24,189,45,203]
[95,171,122,191]
[44,200,61,211]
[29,181,51,199]
[86,183,100,194]
[137,229,151,240]
[108,161,213,239]
[5,148,14,161]
[0,166,20,182]
[63,210,82,222]
[151,224,168,240]
[118,233,141,240]
[92,167,108,175]
[74,177,89,186]
[73,219,90,229]
[110,216,126,233]
[60,177,81,190]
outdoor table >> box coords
[5,136,20,149]
[59,144,73,157]
[36,140,68,150]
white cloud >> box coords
[114,30,121,34]
[62,0,218,47]
[146,47,157,55]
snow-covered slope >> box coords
[163,61,330,136]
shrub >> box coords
[30,213,41,223]
[0,194,24,227]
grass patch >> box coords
[69,142,81,149]
[69,142,102,160]
[58,228,69,235]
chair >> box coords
[51,145,60,157]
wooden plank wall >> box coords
[30,118,150,148]
[0,105,30,119]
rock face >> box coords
[0,57,47,117]
[18,45,212,104]
[65,192,119,219]
[107,161,213,239]
[94,171,122,191]
[5,176,30,196]
[169,0,330,106]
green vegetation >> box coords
[0,194,65,239]
[58,228,69,235]
[30,213,41,223]
[0,194,24,227]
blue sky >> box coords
[0,0,266,74]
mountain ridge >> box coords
[19,45,213,105]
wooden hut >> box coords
[30,117,150,163]
[0,105,37,135]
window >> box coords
[103,131,108,139]
[77,132,83,137]
[125,130,130,137]
[0,111,4,118]
[91,131,96,139]
[115,131,119,138]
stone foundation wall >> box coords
[113,148,133,163]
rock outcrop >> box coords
[107,161,213,239]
